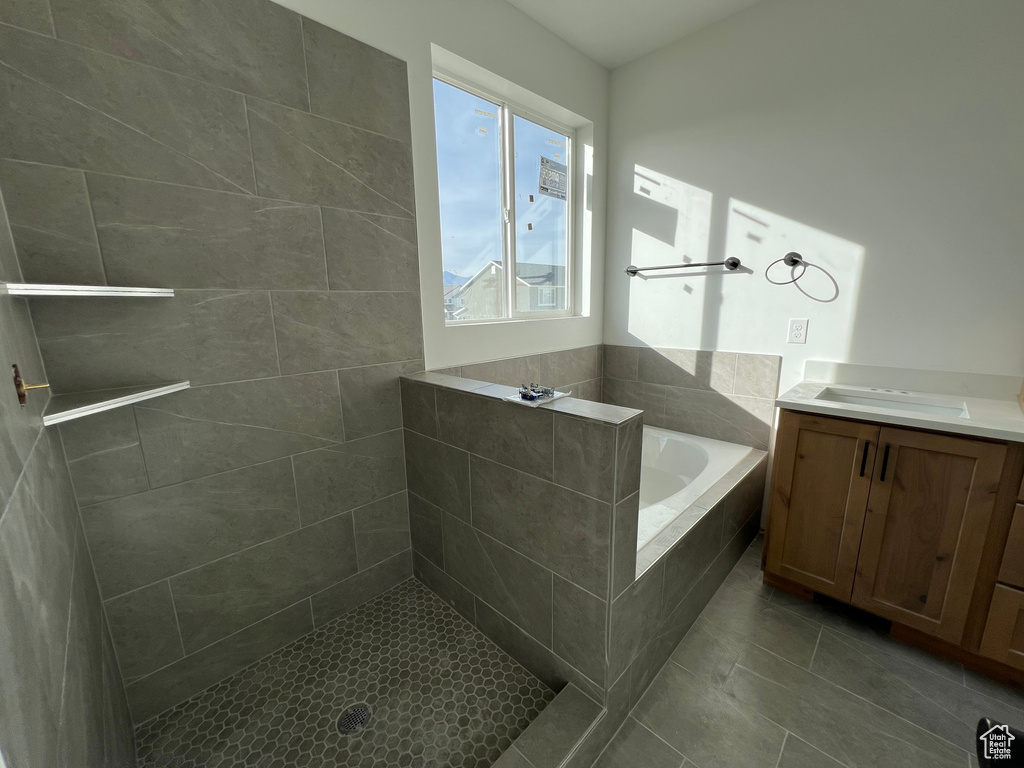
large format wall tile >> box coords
[0,0,53,34]
[272,290,423,374]
[322,209,419,292]
[57,535,108,768]
[0,481,74,768]
[338,360,425,440]
[552,576,607,685]
[134,372,344,486]
[82,460,299,597]
[0,293,46,513]
[61,408,149,506]
[471,456,610,595]
[89,175,328,289]
[303,19,411,143]
[48,0,309,110]
[553,414,616,502]
[0,160,105,283]
[408,492,444,569]
[443,514,552,645]
[293,430,406,526]
[311,550,411,626]
[124,601,313,724]
[403,430,470,521]
[248,97,415,216]
[436,388,554,480]
[170,512,356,652]
[0,25,253,192]
[637,348,736,392]
[352,493,411,570]
[103,581,183,681]
[460,346,603,390]
[32,290,279,391]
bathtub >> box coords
[636,426,759,559]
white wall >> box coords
[604,0,1024,392]
[272,0,609,369]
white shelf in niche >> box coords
[43,382,190,426]
[3,283,174,297]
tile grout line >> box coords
[130,405,155,491]
[692,584,974,760]
[0,56,253,196]
[0,20,414,145]
[80,171,110,285]
[100,489,407,604]
[0,157,417,220]
[241,94,260,195]
[166,578,188,657]
[266,291,283,377]
[317,205,330,288]
[773,731,789,768]
[81,425,403,513]
[298,16,312,112]
[53,522,80,752]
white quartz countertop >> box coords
[777,381,1024,443]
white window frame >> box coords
[433,71,576,325]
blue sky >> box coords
[433,79,568,280]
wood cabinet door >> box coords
[764,411,879,601]
[851,427,1006,643]
[980,585,1024,671]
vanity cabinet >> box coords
[766,410,1009,645]
[764,411,877,601]
[850,427,1005,643]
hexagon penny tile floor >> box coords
[134,579,555,767]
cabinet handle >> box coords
[860,441,870,477]
[880,444,891,481]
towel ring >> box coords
[765,252,807,285]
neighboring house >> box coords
[444,261,565,321]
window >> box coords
[433,76,573,323]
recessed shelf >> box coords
[43,381,190,426]
[3,283,174,297]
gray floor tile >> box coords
[699,583,821,669]
[722,641,966,767]
[811,628,1018,753]
[594,717,685,768]
[777,733,847,768]
[633,661,786,768]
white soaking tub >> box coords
[636,426,758,555]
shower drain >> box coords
[336,703,372,735]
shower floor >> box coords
[134,579,554,768]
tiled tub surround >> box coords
[0,0,424,725]
[603,345,781,450]
[401,371,643,698]
[434,345,604,403]
[400,371,767,768]
[0,188,134,762]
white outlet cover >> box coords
[788,318,809,344]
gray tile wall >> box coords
[401,373,642,702]
[0,0,422,725]
[602,345,781,450]
[436,345,604,403]
[0,180,134,764]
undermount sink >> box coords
[814,386,970,419]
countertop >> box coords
[777,381,1024,443]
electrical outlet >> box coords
[788,318,809,344]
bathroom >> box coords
[1,0,1024,766]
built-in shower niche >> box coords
[400,368,767,766]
